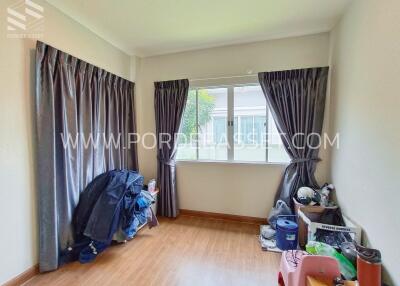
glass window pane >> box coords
[254,116,265,144]
[240,116,253,144]
[176,90,197,160]
[213,117,227,144]
[267,112,291,163]
[198,88,228,160]
[234,116,239,144]
[233,86,266,162]
[177,85,290,163]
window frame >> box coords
[177,77,289,165]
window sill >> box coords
[176,159,289,166]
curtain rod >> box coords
[189,73,258,82]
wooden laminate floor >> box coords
[25,216,280,286]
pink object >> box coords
[278,250,341,286]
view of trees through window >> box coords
[176,84,290,163]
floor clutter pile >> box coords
[61,170,158,265]
[260,184,383,286]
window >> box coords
[198,88,228,160]
[176,82,290,163]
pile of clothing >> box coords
[62,170,158,264]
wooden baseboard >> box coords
[3,264,39,286]
[179,209,266,225]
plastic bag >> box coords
[268,200,292,229]
[306,241,357,280]
[147,179,156,193]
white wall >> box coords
[329,0,400,284]
[0,0,131,283]
[136,33,331,218]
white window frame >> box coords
[177,76,288,164]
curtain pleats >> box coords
[35,41,138,271]
[154,79,189,218]
[258,67,329,209]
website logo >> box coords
[6,0,44,39]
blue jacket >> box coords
[73,169,144,242]
[63,170,157,264]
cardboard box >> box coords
[297,206,361,248]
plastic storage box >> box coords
[297,206,361,248]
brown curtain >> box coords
[258,67,329,209]
[154,79,189,218]
[35,41,138,271]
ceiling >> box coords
[46,0,352,57]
